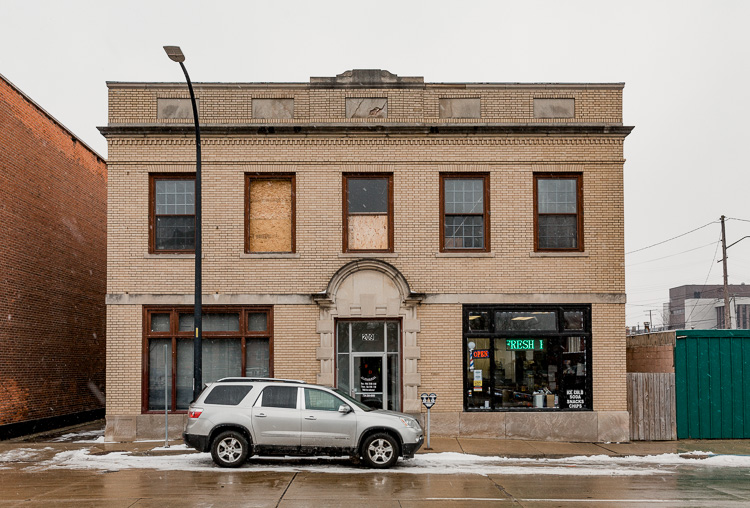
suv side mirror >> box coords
[338,404,352,414]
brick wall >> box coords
[104,76,628,428]
[627,331,676,373]
[108,84,623,125]
[105,139,625,296]
[0,75,107,426]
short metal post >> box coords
[420,392,437,450]
[426,406,431,449]
[164,344,170,448]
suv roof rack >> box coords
[216,377,306,384]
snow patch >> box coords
[50,430,105,443]
[0,447,54,463]
[32,448,750,476]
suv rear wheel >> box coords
[361,432,399,469]
[211,430,249,468]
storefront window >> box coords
[464,306,591,411]
[144,306,273,413]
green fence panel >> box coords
[697,339,711,437]
[675,339,689,439]
[730,337,750,439]
[719,338,732,437]
[708,338,722,438]
[675,330,750,439]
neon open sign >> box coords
[505,339,545,351]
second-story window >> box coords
[150,175,195,253]
[534,174,583,251]
[343,174,393,252]
[245,174,295,253]
[440,174,490,252]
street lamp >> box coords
[164,45,202,400]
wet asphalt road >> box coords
[3,422,750,507]
[2,456,749,507]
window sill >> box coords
[143,253,205,259]
[339,252,398,259]
[240,253,300,259]
[435,252,495,258]
[529,251,588,258]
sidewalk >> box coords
[423,436,750,458]
[7,420,750,459]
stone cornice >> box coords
[106,81,626,91]
[106,292,626,305]
[98,123,633,138]
[104,136,626,148]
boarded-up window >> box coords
[344,175,392,252]
[246,176,294,253]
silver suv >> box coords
[183,378,424,469]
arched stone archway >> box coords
[314,260,423,413]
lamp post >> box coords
[164,45,202,400]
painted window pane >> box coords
[179,313,240,332]
[538,215,577,249]
[176,339,193,410]
[246,338,270,377]
[202,338,242,383]
[148,338,172,411]
[150,313,170,332]
[248,312,268,332]
[155,216,195,251]
[347,178,388,214]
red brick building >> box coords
[0,73,107,439]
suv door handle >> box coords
[304,416,316,420]
[255,413,267,418]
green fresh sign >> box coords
[505,339,545,351]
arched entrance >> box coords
[314,260,423,412]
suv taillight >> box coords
[188,408,203,419]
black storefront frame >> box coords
[462,304,593,412]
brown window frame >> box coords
[148,173,196,254]
[533,173,584,252]
[342,173,394,253]
[244,173,296,254]
[142,306,274,414]
[439,173,491,253]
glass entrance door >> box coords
[336,320,400,411]
[353,356,384,409]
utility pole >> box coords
[720,215,731,329]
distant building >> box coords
[0,73,107,439]
[666,284,750,330]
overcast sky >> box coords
[3,0,749,328]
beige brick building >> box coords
[100,69,633,442]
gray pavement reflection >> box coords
[2,456,749,507]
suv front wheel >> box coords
[361,433,399,469]
[211,430,249,468]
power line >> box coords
[727,217,750,223]
[625,241,718,267]
[684,235,722,326]
[625,220,718,255]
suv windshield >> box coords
[332,388,374,412]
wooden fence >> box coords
[627,372,677,441]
